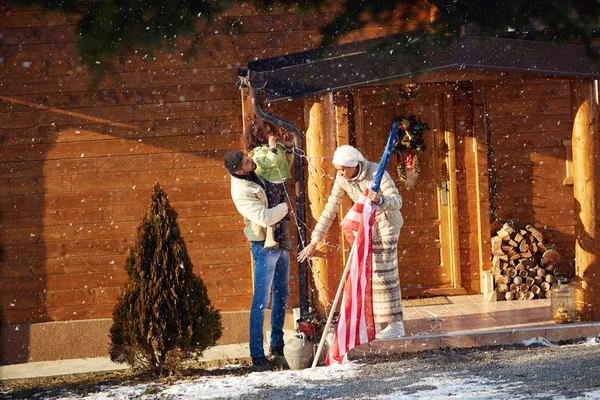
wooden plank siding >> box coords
[484,79,575,262]
[0,3,435,328]
[0,7,313,324]
[454,76,575,292]
[454,78,576,294]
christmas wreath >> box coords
[392,116,429,183]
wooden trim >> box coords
[352,90,366,151]
[333,92,354,267]
[472,82,493,292]
[334,92,351,147]
[433,94,450,288]
[442,91,462,288]
[433,89,461,290]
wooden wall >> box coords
[484,78,575,262]
[0,6,301,326]
[455,77,576,293]
[0,1,433,338]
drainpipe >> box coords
[242,77,309,320]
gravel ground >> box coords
[3,340,600,399]
[234,340,600,399]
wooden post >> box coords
[240,83,255,132]
[304,93,342,315]
[571,78,600,321]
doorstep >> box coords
[350,321,600,358]
[349,294,600,358]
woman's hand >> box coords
[297,242,317,262]
[368,189,381,204]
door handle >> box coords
[440,181,448,205]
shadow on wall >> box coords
[0,125,54,364]
[0,94,239,364]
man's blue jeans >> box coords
[249,241,290,359]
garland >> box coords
[392,116,429,183]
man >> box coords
[224,150,291,368]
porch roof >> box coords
[243,33,600,103]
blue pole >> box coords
[371,121,398,192]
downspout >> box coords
[239,73,309,320]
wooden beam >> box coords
[304,93,342,317]
[571,79,600,321]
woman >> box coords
[297,145,405,339]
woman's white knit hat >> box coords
[332,145,364,167]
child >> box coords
[243,119,294,249]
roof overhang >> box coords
[243,33,600,103]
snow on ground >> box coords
[50,359,600,400]
[160,362,357,399]
[24,339,600,399]
[56,363,360,400]
[522,336,555,347]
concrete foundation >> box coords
[0,310,295,365]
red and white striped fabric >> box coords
[327,189,376,365]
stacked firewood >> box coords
[491,223,561,301]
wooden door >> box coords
[354,85,460,297]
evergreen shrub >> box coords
[109,182,222,376]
